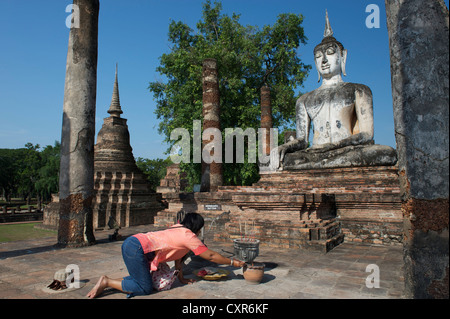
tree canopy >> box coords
[0,142,60,203]
[0,142,168,202]
[149,0,311,187]
[135,157,172,192]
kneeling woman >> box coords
[87,212,244,298]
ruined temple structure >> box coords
[42,67,165,231]
[154,167,403,252]
[156,164,188,194]
[92,66,164,230]
[47,0,446,299]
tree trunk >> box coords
[57,0,99,247]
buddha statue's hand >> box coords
[269,139,307,170]
[269,146,281,170]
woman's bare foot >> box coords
[86,275,109,299]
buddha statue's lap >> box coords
[282,143,397,170]
[267,11,397,172]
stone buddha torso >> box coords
[299,82,371,146]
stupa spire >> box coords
[108,63,123,117]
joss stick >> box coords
[252,220,255,241]
[239,221,242,241]
[251,220,253,241]
[245,221,247,241]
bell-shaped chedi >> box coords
[93,65,164,230]
[94,65,136,173]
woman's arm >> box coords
[174,249,244,285]
[199,249,245,267]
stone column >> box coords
[385,0,449,298]
[58,0,99,247]
[201,58,223,192]
[260,85,273,156]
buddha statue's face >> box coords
[314,42,343,78]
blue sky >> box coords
[1,0,448,160]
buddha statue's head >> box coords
[313,11,348,82]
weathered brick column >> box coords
[201,58,223,192]
[386,0,449,298]
[58,0,99,247]
[260,85,273,156]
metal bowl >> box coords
[233,239,260,263]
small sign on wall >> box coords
[204,204,222,211]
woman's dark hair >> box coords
[180,212,204,234]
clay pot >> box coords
[243,262,265,284]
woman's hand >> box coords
[232,259,245,268]
[199,249,246,268]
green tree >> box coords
[17,143,41,203]
[149,0,310,186]
[135,157,173,191]
[35,141,60,201]
[0,142,61,203]
[0,148,28,201]
[0,151,16,202]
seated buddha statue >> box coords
[269,12,397,171]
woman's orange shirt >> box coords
[133,224,208,271]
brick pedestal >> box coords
[155,189,344,252]
[154,165,402,250]
[257,165,403,245]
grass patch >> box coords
[0,223,57,243]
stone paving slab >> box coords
[0,224,405,301]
